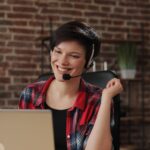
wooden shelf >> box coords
[121,116,150,124]
[121,78,143,82]
[121,116,142,121]
[120,144,138,150]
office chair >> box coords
[38,70,120,150]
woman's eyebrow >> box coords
[54,46,61,50]
[70,52,82,55]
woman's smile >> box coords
[51,41,86,81]
[56,65,72,74]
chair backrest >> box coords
[83,70,120,150]
[38,70,120,150]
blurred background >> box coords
[0,0,149,149]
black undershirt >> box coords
[44,102,67,150]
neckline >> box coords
[44,102,69,111]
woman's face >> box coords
[51,41,86,82]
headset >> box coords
[86,44,95,69]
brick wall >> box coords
[0,0,149,149]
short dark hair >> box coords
[50,21,101,68]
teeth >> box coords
[58,67,69,72]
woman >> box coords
[19,21,123,150]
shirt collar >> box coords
[35,77,87,111]
[34,76,54,107]
[69,79,87,111]
[41,76,55,95]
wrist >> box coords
[101,93,112,104]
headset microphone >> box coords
[63,74,71,80]
[63,74,82,80]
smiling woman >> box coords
[51,41,86,82]
[19,21,123,150]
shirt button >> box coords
[67,134,70,139]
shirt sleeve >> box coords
[18,87,32,109]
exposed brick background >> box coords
[0,0,149,149]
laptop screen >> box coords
[0,109,55,150]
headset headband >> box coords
[87,44,95,68]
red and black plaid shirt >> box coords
[19,76,103,150]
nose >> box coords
[59,54,69,66]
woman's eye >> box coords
[54,50,61,54]
[71,55,80,58]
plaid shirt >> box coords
[19,76,103,150]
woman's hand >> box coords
[102,78,123,99]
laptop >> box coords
[0,109,55,150]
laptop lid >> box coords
[0,109,55,150]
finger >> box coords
[106,78,118,88]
